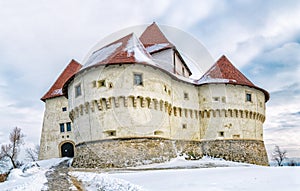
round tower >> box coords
[198,55,269,165]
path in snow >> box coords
[43,159,81,191]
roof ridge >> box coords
[139,22,174,48]
[199,55,254,86]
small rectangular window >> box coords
[98,80,106,87]
[134,73,143,86]
[218,131,224,137]
[60,123,65,133]
[246,93,252,102]
[182,124,187,129]
[62,107,67,112]
[213,97,220,102]
[184,92,189,100]
[106,130,116,136]
[66,122,71,132]
[75,84,82,97]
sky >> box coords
[0,0,300,158]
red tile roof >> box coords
[139,22,192,76]
[41,59,82,102]
[199,55,269,101]
[139,22,174,52]
[81,33,153,70]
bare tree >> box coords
[25,145,40,162]
[272,145,287,166]
[0,127,25,168]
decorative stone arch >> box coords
[173,107,177,116]
[262,115,266,122]
[90,100,96,111]
[118,96,125,107]
[79,104,84,115]
[178,107,182,117]
[84,102,89,113]
[159,100,164,111]
[168,104,172,116]
[216,109,221,117]
[96,99,103,110]
[136,96,144,107]
[222,109,227,117]
[101,98,108,109]
[239,110,244,118]
[228,109,233,117]
[184,109,188,118]
[204,110,210,118]
[234,109,238,118]
[153,98,158,110]
[145,97,152,108]
[253,112,257,120]
[209,109,215,117]
[189,109,193,118]
[108,96,115,108]
[128,95,135,107]
[164,101,169,112]
[249,111,253,119]
[59,141,75,158]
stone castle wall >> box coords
[72,138,269,168]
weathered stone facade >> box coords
[72,138,269,168]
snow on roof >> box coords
[139,22,174,50]
[145,43,171,53]
[198,55,254,86]
[139,22,192,75]
[41,59,82,102]
[198,55,269,101]
[80,33,156,71]
[125,33,157,65]
[82,42,122,70]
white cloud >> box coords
[0,1,300,158]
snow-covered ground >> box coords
[1,156,300,191]
[0,158,68,191]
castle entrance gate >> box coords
[61,142,74,157]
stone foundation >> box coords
[72,138,269,168]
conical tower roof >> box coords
[139,22,174,53]
[199,55,269,101]
[41,59,82,102]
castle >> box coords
[39,23,270,167]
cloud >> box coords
[0,1,300,158]
[242,42,300,91]
[263,83,300,158]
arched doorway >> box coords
[61,142,74,157]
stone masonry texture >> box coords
[71,138,269,168]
